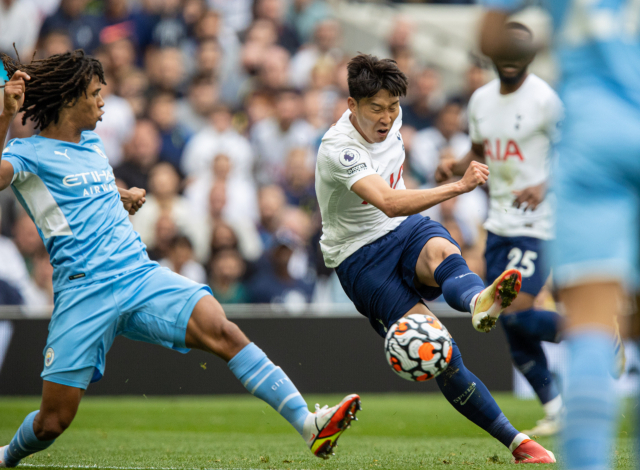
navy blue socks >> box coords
[436,339,519,448]
[228,343,310,435]
[501,308,562,343]
[500,310,562,406]
[4,411,55,467]
[433,254,485,312]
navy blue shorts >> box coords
[336,215,459,338]
[485,231,550,297]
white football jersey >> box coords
[316,109,407,268]
[468,74,563,240]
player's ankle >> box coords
[469,293,480,314]
[542,395,563,418]
[509,433,530,452]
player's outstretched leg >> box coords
[427,250,521,333]
[1,382,82,468]
[435,338,555,464]
[185,295,360,459]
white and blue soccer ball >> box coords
[384,314,453,382]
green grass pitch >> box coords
[0,394,635,470]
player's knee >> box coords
[217,319,247,348]
[422,237,461,266]
[35,411,74,440]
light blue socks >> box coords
[562,331,617,470]
[4,411,55,467]
[228,343,310,435]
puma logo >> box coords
[54,149,70,160]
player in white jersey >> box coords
[436,23,565,436]
[316,53,555,463]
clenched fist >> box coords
[2,70,30,118]
[458,161,489,193]
[120,187,146,215]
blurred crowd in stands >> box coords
[0,0,490,310]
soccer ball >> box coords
[384,314,453,382]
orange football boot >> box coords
[303,394,361,459]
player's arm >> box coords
[351,161,489,218]
[434,142,485,183]
[118,187,147,215]
[0,70,30,191]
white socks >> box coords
[509,432,530,452]
[543,395,563,419]
[470,293,480,314]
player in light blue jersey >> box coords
[0,50,360,467]
[479,1,640,468]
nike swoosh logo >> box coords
[455,273,473,279]
[460,385,476,406]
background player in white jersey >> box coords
[316,53,554,463]
[0,51,359,468]
[435,23,565,436]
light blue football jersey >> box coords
[481,0,640,109]
[2,132,152,292]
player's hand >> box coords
[434,158,456,183]
[458,161,489,193]
[2,70,30,118]
[512,182,545,211]
[121,187,146,215]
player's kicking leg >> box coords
[415,237,521,332]
[184,295,360,459]
[400,303,555,464]
[412,238,553,463]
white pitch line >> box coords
[20,464,262,470]
[20,464,316,470]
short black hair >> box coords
[347,54,408,102]
[1,49,105,131]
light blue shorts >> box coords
[550,84,640,289]
[42,263,212,389]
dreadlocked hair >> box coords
[1,48,105,131]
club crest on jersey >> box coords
[339,148,361,167]
[45,348,54,367]
[91,144,108,159]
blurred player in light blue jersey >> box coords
[480,1,640,469]
[0,51,360,467]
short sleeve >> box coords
[2,139,38,181]
[322,144,376,190]
[467,92,483,144]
